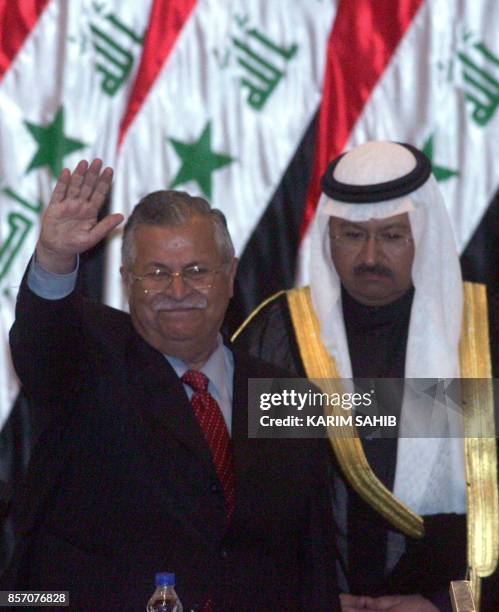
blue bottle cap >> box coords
[155,572,175,587]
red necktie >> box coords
[181,370,235,521]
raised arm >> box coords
[36,159,124,273]
[10,160,124,404]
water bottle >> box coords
[146,572,183,612]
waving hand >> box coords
[36,159,124,273]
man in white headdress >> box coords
[234,141,497,611]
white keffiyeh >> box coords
[309,141,466,516]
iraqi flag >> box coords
[0,0,498,431]
[107,0,498,335]
[0,0,153,429]
[105,0,336,311]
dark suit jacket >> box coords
[5,279,339,610]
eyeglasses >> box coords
[330,230,413,254]
[130,264,226,292]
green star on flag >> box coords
[24,106,86,177]
[422,134,460,182]
[168,121,234,198]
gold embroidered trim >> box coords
[231,290,287,342]
[460,282,498,607]
[234,282,497,606]
[287,286,424,539]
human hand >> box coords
[36,159,124,273]
[340,593,439,611]
[340,593,376,610]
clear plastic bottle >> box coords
[146,572,183,612]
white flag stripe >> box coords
[298,0,498,285]
[106,0,336,310]
[0,0,153,427]
[347,0,499,252]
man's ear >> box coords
[120,266,131,294]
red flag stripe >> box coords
[118,0,198,148]
[0,0,50,82]
[300,0,425,239]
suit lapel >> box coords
[125,330,215,471]
[231,350,255,479]
[125,332,260,485]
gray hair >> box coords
[121,190,235,269]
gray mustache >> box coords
[151,296,208,312]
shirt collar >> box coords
[164,334,229,399]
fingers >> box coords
[88,213,124,246]
[77,159,105,202]
[363,595,437,611]
[363,597,397,610]
[89,165,114,211]
[66,159,95,201]
[52,159,113,210]
[340,593,376,610]
[75,159,113,210]
[49,168,73,205]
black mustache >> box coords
[353,264,393,278]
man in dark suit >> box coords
[6,160,339,610]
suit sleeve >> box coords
[9,268,89,405]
